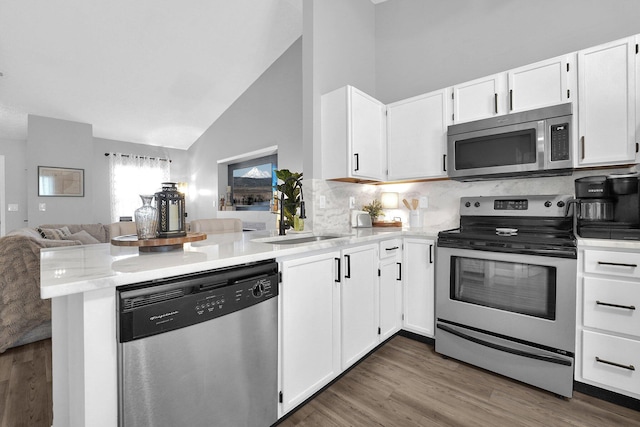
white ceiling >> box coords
[0,0,303,150]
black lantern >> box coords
[155,182,186,238]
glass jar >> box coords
[135,195,158,239]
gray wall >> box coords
[0,138,28,232]
[375,0,640,103]
[303,0,376,180]
[0,116,188,233]
[187,37,303,221]
[27,115,94,226]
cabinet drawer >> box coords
[582,330,640,396]
[583,277,640,337]
[379,239,402,259]
[583,249,640,279]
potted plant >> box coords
[363,199,385,222]
[274,169,304,229]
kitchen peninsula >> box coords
[41,227,437,427]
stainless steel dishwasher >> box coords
[116,259,278,427]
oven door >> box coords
[436,246,576,352]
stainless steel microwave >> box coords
[447,103,573,181]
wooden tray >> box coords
[372,221,403,228]
[111,232,207,252]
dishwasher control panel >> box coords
[117,260,278,342]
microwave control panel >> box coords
[550,123,570,161]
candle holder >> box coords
[155,182,186,238]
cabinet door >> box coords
[341,244,378,370]
[452,72,506,123]
[387,89,450,181]
[379,254,402,341]
[578,37,637,166]
[350,89,386,180]
[508,54,575,112]
[280,252,341,415]
[403,238,435,337]
[321,86,385,182]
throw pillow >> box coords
[37,226,72,240]
[63,230,101,245]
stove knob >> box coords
[474,202,480,208]
[465,202,471,208]
[544,201,552,207]
[557,201,565,208]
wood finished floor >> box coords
[1,336,638,426]
[279,335,640,427]
[0,339,52,427]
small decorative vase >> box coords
[135,195,158,240]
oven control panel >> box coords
[460,195,572,217]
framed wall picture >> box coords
[38,166,85,197]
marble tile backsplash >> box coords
[309,166,637,233]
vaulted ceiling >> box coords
[0,0,303,149]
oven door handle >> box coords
[436,324,572,366]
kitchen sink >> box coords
[254,235,345,245]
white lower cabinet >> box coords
[279,237,435,417]
[379,240,403,341]
[341,244,379,370]
[576,244,640,400]
[402,238,435,337]
[279,251,341,415]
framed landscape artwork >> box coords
[38,166,85,197]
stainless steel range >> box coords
[435,195,577,398]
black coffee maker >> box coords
[574,173,640,239]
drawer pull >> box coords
[595,356,635,371]
[385,246,399,251]
[596,301,636,310]
[597,261,637,268]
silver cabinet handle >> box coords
[596,356,635,371]
[596,301,636,310]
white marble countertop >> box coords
[40,227,440,299]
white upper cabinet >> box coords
[452,72,506,123]
[453,55,576,124]
[387,88,451,180]
[577,36,638,167]
[321,85,386,182]
[507,54,575,113]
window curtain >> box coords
[108,153,170,223]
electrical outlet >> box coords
[38,203,46,212]
[349,196,355,209]
[419,196,428,209]
[319,195,326,209]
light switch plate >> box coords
[39,203,46,211]
[319,196,326,209]
[7,204,18,212]
[419,196,428,209]
[349,196,355,209]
